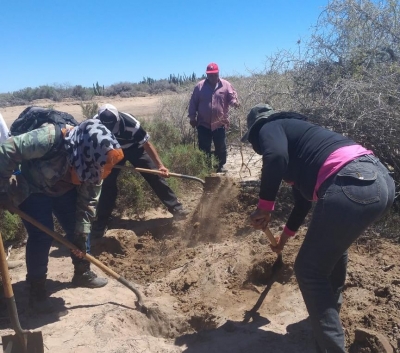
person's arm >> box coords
[142,141,169,177]
[285,187,312,235]
[0,125,56,190]
[188,86,199,127]
[270,187,312,253]
[75,182,102,234]
[250,122,288,229]
[228,83,239,108]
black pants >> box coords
[197,125,227,169]
[96,145,182,222]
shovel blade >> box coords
[2,332,44,353]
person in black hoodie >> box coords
[242,104,395,353]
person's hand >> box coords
[190,120,197,128]
[249,208,271,230]
[71,248,86,259]
[270,231,291,253]
[158,165,170,178]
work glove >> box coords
[190,120,197,128]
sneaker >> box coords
[216,167,228,173]
[170,207,190,220]
[72,270,108,288]
[29,277,54,314]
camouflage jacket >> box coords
[0,124,101,233]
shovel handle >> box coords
[113,165,205,185]
[7,204,146,309]
[0,232,13,299]
[264,227,278,247]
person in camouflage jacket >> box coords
[0,118,123,313]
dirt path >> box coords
[0,97,399,352]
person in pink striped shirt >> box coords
[242,103,395,353]
[188,63,239,173]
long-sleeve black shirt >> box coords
[253,112,356,231]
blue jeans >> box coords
[19,188,91,281]
[294,155,395,352]
[197,125,227,169]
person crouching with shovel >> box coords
[242,104,395,353]
[0,119,123,314]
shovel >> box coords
[0,232,44,353]
[113,165,205,185]
[6,204,149,315]
[243,227,283,323]
[263,227,283,271]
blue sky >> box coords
[0,0,328,93]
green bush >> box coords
[0,210,25,243]
[142,119,182,153]
[80,102,99,119]
[113,145,211,217]
[162,144,212,179]
[114,167,161,218]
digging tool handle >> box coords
[113,165,205,185]
[0,231,29,351]
[264,227,278,247]
[6,204,146,309]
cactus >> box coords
[93,82,104,96]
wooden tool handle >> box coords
[264,227,278,247]
[0,232,14,299]
[113,165,205,185]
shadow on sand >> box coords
[175,316,315,353]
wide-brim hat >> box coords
[241,103,275,143]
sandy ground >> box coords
[0,96,162,127]
[0,97,399,353]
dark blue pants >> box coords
[96,145,181,221]
[19,188,90,281]
[197,125,227,169]
[294,155,395,352]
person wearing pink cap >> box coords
[188,63,239,173]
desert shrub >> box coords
[142,119,182,153]
[0,210,25,243]
[156,92,195,145]
[113,145,211,217]
[104,82,135,96]
[148,80,178,95]
[72,85,88,100]
[80,102,99,119]
[162,144,212,179]
[114,167,161,218]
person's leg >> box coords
[91,160,124,237]
[19,193,55,312]
[52,188,107,288]
[197,125,213,167]
[294,156,394,352]
[127,146,187,216]
[212,126,227,172]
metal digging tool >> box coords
[113,165,205,185]
[0,232,44,353]
[243,227,283,323]
[7,204,149,315]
